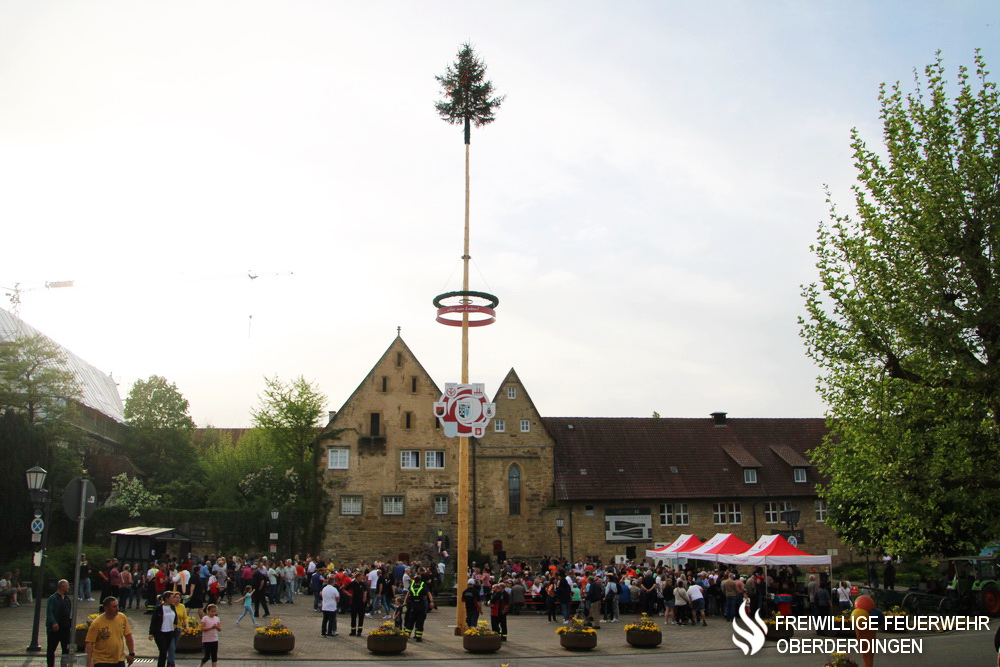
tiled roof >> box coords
[544,416,829,501]
[721,443,762,468]
[769,444,812,467]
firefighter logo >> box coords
[434,383,495,438]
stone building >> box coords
[547,412,844,565]
[317,336,847,566]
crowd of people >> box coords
[42,549,848,667]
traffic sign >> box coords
[31,534,41,543]
[64,478,98,521]
[30,518,44,534]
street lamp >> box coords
[25,466,51,652]
[555,517,564,561]
[269,509,279,555]
[781,507,801,531]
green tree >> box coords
[200,428,286,509]
[107,473,161,518]
[251,376,327,464]
[250,376,328,549]
[123,376,203,506]
[124,375,196,430]
[801,51,1000,556]
[0,334,81,425]
[435,42,506,145]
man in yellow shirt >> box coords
[85,597,136,667]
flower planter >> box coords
[253,634,295,654]
[766,625,794,641]
[463,634,502,653]
[75,629,89,648]
[176,634,203,652]
[367,634,407,655]
[625,629,662,647]
[560,633,597,651]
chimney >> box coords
[710,411,727,426]
[328,410,337,423]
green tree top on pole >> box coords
[435,42,506,144]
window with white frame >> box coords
[425,451,445,469]
[715,502,742,524]
[382,495,404,515]
[744,468,758,484]
[764,501,791,524]
[327,448,349,469]
[675,503,689,525]
[507,386,516,399]
[713,503,727,524]
[494,418,505,432]
[815,499,828,522]
[659,503,674,526]
[433,494,449,515]
[520,419,530,432]
[340,495,362,515]
[659,503,690,526]
[794,467,807,483]
[400,450,420,469]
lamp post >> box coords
[269,509,279,556]
[781,507,801,531]
[555,517,564,562]
[26,466,51,653]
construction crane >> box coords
[2,280,74,317]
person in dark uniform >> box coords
[347,572,368,636]
[403,573,434,642]
[489,582,511,641]
[46,579,72,667]
[461,578,481,628]
[252,563,270,619]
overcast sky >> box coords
[2,1,997,427]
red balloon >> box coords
[854,594,875,611]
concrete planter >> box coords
[559,632,597,651]
[252,633,295,654]
[176,634,203,652]
[367,634,407,654]
[463,634,502,653]
[626,629,662,647]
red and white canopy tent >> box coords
[673,532,754,562]
[644,534,704,561]
[718,534,832,566]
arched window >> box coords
[508,464,521,515]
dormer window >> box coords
[794,467,807,483]
[744,468,758,484]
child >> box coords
[200,604,221,667]
[235,586,256,626]
[392,593,405,628]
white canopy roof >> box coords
[718,534,832,566]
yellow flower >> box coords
[462,620,499,637]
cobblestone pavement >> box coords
[1,600,995,666]
[0,600,745,661]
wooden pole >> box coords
[455,139,471,633]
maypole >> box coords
[432,42,504,634]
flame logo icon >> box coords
[731,603,767,656]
